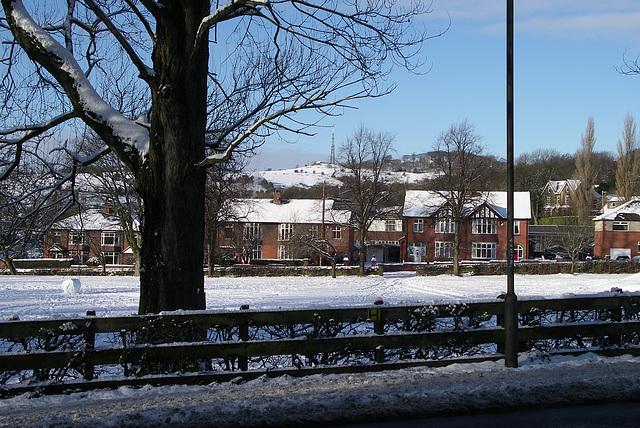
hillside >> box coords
[252,162,436,189]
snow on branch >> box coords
[3,0,150,156]
[192,0,269,61]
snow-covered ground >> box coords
[254,163,434,189]
[1,272,640,427]
[3,272,640,320]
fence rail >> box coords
[1,294,639,397]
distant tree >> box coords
[338,125,395,276]
[615,113,640,202]
[573,117,596,225]
[515,148,576,224]
[289,233,341,278]
[555,225,594,274]
[430,120,489,275]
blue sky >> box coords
[251,1,640,170]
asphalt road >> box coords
[337,401,640,428]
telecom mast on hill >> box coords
[329,128,336,165]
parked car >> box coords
[615,255,630,261]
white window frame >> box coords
[435,241,454,259]
[277,244,292,260]
[513,220,520,235]
[385,220,398,232]
[252,244,263,260]
[515,244,524,260]
[435,218,455,234]
[69,231,87,245]
[472,242,496,259]
[102,251,120,265]
[279,223,294,241]
[472,218,497,235]
[413,218,424,233]
[613,221,629,231]
[309,225,319,236]
[243,223,263,240]
[331,225,342,240]
[101,231,121,246]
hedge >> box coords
[416,260,640,276]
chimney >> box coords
[273,189,282,204]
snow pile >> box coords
[60,278,81,295]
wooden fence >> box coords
[1,293,639,397]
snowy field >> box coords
[1,272,640,427]
[2,271,640,321]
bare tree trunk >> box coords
[138,2,208,314]
[3,250,16,275]
[453,223,461,276]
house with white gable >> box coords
[220,190,354,264]
[401,190,531,263]
[593,199,640,260]
[43,207,138,265]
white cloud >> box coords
[430,0,640,42]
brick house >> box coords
[364,207,403,263]
[221,191,354,264]
[43,208,137,265]
[593,199,640,259]
[401,190,531,263]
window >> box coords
[435,218,455,234]
[385,220,398,232]
[613,221,629,231]
[515,244,524,260]
[101,232,121,246]
[565,195,570,205]
[279,223,294,241]
[53,231,61,244]
[243,223,262,240]
[278,245,292,259]
[102,251,120,265]
[51,251,64,259]
[309,225,319,236]
[472,242,496,259]
[252,245,263,260]
[514,221,520,235]
[638,242,640,253]
[69,231,87,245]
[224,223,234,240]
[473,206,498,234]
[472,218,497,234]
[332,226,342,240]
[413,218,424,233]
[69,250,88,264]
[435,241,454,258]
[546,196,551,206]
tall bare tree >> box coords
[573,117,596,225]
[615,113,640,202]
[430,120,488,275]
[338,125,395,276]
[0,1,440,313]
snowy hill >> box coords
[253,162,436,189]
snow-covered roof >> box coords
[593,199,640,221]
[546,179,580,194]
[403,190,532,219]
[53,209,133,231]
[230,199,352,224]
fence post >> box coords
[371,299,385,363]
[83,310,96,381]
[239,305,249,371]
